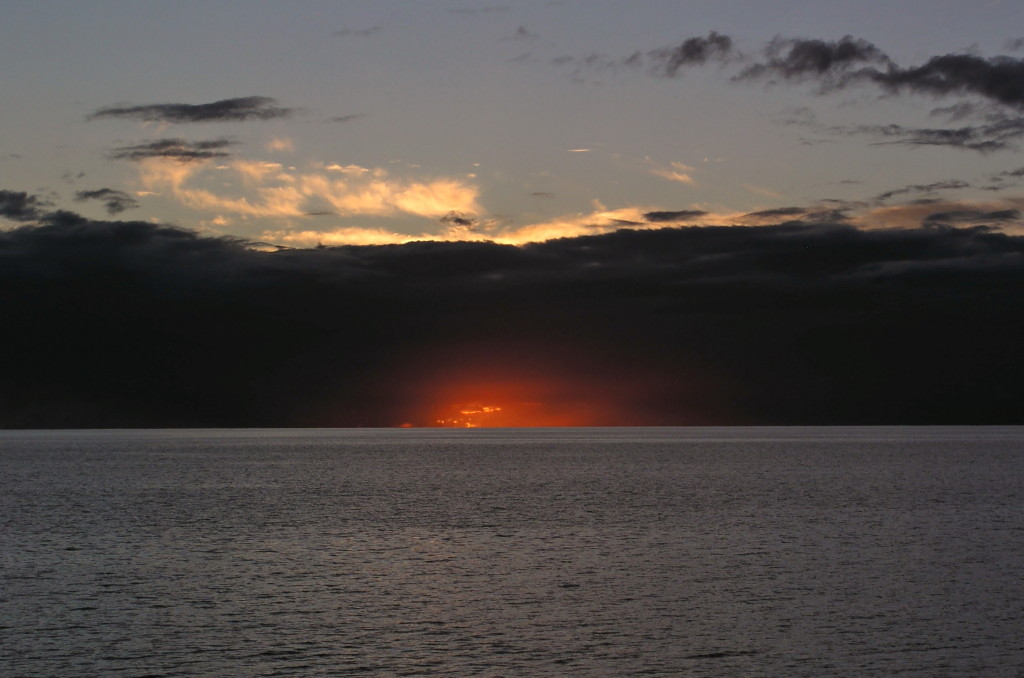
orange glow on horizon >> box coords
[428,396,605,428]
[379,341,715,428]
[402,366,631,428]
[435,403,504,427]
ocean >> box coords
[2,427,1023,677]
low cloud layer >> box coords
[89,96,294,124]
[133,157,481,226]
[2,196,1022,427]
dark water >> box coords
[2,427,1023,677]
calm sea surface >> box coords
[2,427,1023,677]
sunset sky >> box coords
[2,1,1024,427]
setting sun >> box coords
[375,339,718,429]
[410,367,630,428]
[435,403,503,427]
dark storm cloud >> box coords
[0,190,53,221]
[108,138,237,162]
[74,188,139,215]
[3,193,1023,428]
[643,210,708,222]
[88,96,294,124]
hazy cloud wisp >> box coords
[89,97,295,124]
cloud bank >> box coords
[2,197,1022,427]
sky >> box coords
[2,0,1024,427]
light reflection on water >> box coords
[2,427,1023,676]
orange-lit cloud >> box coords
[860,198,1024,232]
[266,137,294,153]
[138,153,1024,249]
[489,205,660,243]
[649,160,696,184]
[262,226,412,246]
[137,156,481,223]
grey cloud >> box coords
[508,26,538,41]
[440,211,478,228]
[108,138,237,162]
[569,32,734,78]
[735,205,852,226]
[330,114,366,123]
[870,54,1024,110]
[74,188,140,215]
[842,117,1024,152]
[604,32,1024,113]
[874,180,971,204]
[931,102,989,122]
[0,190,52,222]
[89,96,294,124]
[648,31,734,77]
[737,37,1024,111]
[737,35,891,88]
[595,33,1024,153]
[743,206,807,219]
[643,210,708,222]
[923,208,1022,227]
